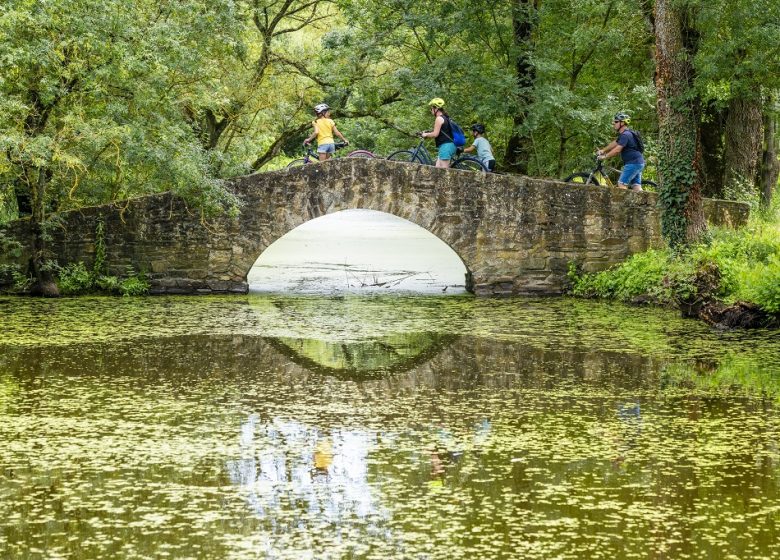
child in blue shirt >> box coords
[463,124,496,171]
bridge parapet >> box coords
[0,158,749,295]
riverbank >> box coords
[568,218,780,329]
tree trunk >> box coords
[758,103,779,209]
[503,0,537,175]
[723,96,764,199]
[28,166,59,297]
[699,102,726,199]
[654,0,706,248]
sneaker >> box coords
[630,185,643,192]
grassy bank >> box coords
[568,212,780,325]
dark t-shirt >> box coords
[617,129,644,165]
[435,117,454,147]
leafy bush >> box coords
[56,262,149,296]
[737,254,780,313]
[569,219,780,315]
[119,267,150,297]
[57,262,94,295]
[569,250,694,305]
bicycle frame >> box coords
[407,140,435,165]
[292,142,375,166]
[563,155,657,189]
[387,138,488,172]
[588,159,617,187]
[301,142,348,163]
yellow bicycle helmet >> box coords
[428,97,445,109]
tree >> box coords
[694,0,780,201]
[654,0,705,248]
[503,0,537,174]
[0,0,240,294]
[758,99,779,208]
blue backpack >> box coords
[445,117,466,147]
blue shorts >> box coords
[317,143,336,154]
[437,142,457,161]
[619,163,645,186]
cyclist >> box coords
[463,123,496,172]
[303,103,349,161]
[597,112,645,191]
[420,98,455,169]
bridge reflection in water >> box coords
[3,295,780,558]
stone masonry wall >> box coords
[0,158,750,295]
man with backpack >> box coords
[597,112,645,191]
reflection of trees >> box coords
[268,332,456,378]
[0,332,698,394]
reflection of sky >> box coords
[248,209,467,294]
[226,415,387,538]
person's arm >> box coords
[304,121,319,145]
[463,144,476,153]
[332,123,348,144]
[598,140,622,159]
[422,116,444,139]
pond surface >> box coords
[2,295,780,559]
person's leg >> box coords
[317,143,335,161]
[436,143,455,168]
[618,164,643,189]
[629,164,645,191]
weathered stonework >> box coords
[0,158,750,295]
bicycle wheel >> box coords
[346,150,376,159]
[563,172,599,186]
[387,150,418,163]
[287,159,307,168]
[641,179,657,190]
[452,156,488,172]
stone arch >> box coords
[241,206,474,293]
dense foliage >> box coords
[569,212,780,315]
[0,0,778,294]
[1,0,776,211]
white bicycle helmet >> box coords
[314,103,330,115]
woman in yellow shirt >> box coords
[303,103,349,161]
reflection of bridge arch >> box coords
[266,332,458,379]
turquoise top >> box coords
[472,137,494,164]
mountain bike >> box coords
[386,138,488,172]
[563,156,657,190]
[287,142,376,168]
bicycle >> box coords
[287,142,376,168]
[386,138,488,172]
[563,156,657,190]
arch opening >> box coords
[247,209,470,295]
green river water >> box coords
[2,295,780,559]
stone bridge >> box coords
[0,159,749,295]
